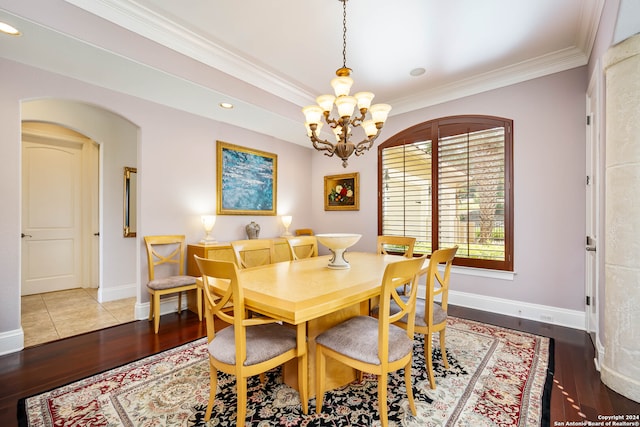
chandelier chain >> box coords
[302,0,391,168]
[342,0,347,69]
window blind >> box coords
[378,116,513,271]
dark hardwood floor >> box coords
[1,306,638,426]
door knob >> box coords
[21,233,32,238]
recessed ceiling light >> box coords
[409,67,426,77]
[219,102,234,109]
[0,22,21,36]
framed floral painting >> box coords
[324,172,359,211]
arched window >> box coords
[378,115,513,271]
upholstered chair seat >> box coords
[387,299,447,327]
[315,316,413,365]
[147,275,196,290]
[209,324,297,366]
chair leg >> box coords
[315,347,326,414]
[377,373,389,427]
[148,291,154,321]
[197,287,203,321]
[425,333,436,389]
[237,377,248,425]
[298,353,309,414]
[440,329,449,369]
[404,362,417,416]
[205,362,218,421]
[177,291,182,314]
[153,293,161,334]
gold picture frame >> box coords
[216,141,277,215]
[324,172,359,211]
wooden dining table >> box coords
[198,251,406,393]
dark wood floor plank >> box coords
[1,306,638,427]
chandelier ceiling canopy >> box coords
[302,0,391,168]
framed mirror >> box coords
[123,167,137,237]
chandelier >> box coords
[302,0,391,168]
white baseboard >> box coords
[97,283,137,303]
[594,336,605,371]
[0,328,24,356]
[447,290,586,330]
[134,293,191,321]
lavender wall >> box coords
[312,67,589,320]
[0,58,313,354]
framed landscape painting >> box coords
[216,141,277,215]
[324,172,359,211]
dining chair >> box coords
[144,235,201,334]
[377,235,416,257]
[389,245,458,389]
[194,255,308,424]
[295,228,314,236]
[230,239,276,269]
[377,235,417,294]
[314,255,426,427]
[286,235,318,260]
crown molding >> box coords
[63,0,315,106]
[63,0,601,117]
[576,0,606,56]
[390,46,589,115]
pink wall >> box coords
[312,67,589,313]
[0,58,313,352]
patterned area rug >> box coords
[19,317,553,426]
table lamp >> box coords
[200,215,217,244]
[281,215,292,237]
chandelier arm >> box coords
[353,132,381,156]
[323,114,341,128]
[349,109,367,127]
[310,133,337,156]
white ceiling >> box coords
[0,0,604,146]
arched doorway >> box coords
[20,99,140,345]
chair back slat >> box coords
[422,246,458,324]
[377,235,416,258]
[376,255,426,361]
[230,239,276,269]
[144,235,187,280]
[286,236,318,260]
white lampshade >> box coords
[302,105,323,125]
[305,122,323,137]
[335,96,357,118]
[281,215,293,237]
[200,215,217,244]
[369,103,392,123]
[354,92,375,110]
[331,76,354,97]
[362,119,379,137]
[316,94,336,112]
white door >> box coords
[21,138,83,295]
[585,70,600,335]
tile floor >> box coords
[21,288,137,348]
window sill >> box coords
[448,265,515,281]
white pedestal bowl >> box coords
[315,233,362,269]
